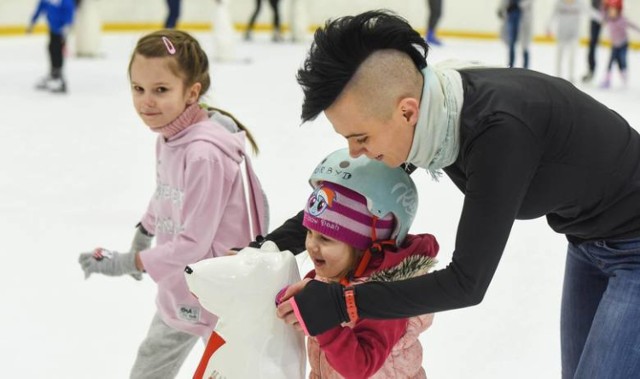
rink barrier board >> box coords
[1,23,639,50]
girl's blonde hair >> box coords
[128,29,259,154]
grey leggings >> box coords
[130,313,200,379]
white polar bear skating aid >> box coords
[184,246,306,379]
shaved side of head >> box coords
[345,50,424,121]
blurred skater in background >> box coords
[425,0,444,46]
[498,0,533,68]
[245,0,283,42]
[74,0,102,57]
[27,0,75,93]
[289,0,308,43]
[165,0,182,29]
[546,0,591,83]
[211,0,238,62]
[599,0,640,88]
[582,0,603,82]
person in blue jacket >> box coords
[27,0,75,93]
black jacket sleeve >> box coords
[361,119,541,317]
[249,210,307,254]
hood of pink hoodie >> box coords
[163,111,268,238]
[165,118,247,164]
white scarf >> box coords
[406,60,486,179]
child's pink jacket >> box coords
[139,117,267,337]
[307,233,439,378]
[604,15,640,47]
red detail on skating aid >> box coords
[193,331,226,379]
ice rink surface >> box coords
[1,30,639,378]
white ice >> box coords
[1,31,639,378]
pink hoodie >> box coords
[603,14,640,47]
[139,113,267,337]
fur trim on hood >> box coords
[369,254,437,282]
[361,233,439,282]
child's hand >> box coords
[277,278,311,303]
[26,24,34,34]
[78,248,142,280]
[276,300,304,333]
[275,278,312,333]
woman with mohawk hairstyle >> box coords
[258,9,640,379]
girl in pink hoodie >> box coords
[78,30,268,378]
[279,150,438,378]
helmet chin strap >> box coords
[339,216,396,285]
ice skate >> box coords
[426,30,443,46]
[35,76,67,93]
[621,70,628,89]
[47,77,67,93]
[600,72,611,89]
[272,30,284,43]
[582,70,594,83]
[35,76,54,90]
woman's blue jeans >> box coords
[561,237,640,378]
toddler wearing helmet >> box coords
[281,148,439,378]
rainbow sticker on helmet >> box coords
[306,186,336,217]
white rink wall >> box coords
[2,0,639,42]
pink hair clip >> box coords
[162,36,176,55]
